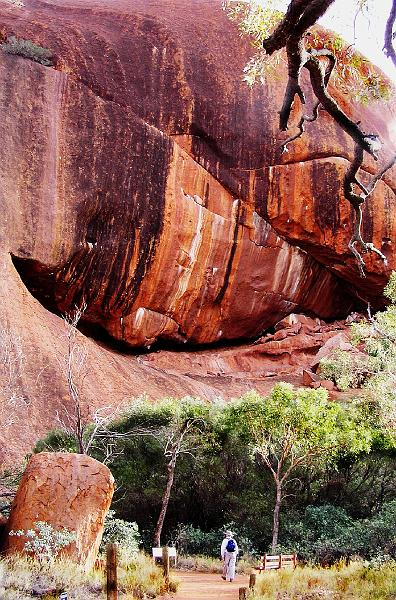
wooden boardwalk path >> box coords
[173,571,250,599]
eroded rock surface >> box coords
[3,453,114,568]
[0,0,395,459]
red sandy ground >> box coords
[165,571,251,600]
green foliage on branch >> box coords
[225,383,371,467]
[222,0,392,103]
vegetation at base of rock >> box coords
[0,36,53,66]
[9,521,76,562]
[99,510,140,561]
[253,560,396,600]
[319,271,396,433]
[0,551,171,599]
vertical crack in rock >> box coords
[214,199,241,305]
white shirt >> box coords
[221,537,239,559]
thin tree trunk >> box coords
[153,460,176,547]
[271,480,282,552]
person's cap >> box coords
[225,530,233,536]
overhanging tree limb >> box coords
[384,0,396,68]
[260,0,396,276]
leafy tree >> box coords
[105,397,218,547]
[223,0,396,276]
[225,383,372,551]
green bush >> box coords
[0,36,53,66]
[33,429,77,453]
[100,510,140,561]
[283,501,396,564]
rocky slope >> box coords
[0,0,395,461]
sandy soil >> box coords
[170,571,251,599]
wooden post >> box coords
[162,545,170,589]
[107,543,118,600]
[239,587,248,600]
[249,573,257,589]
[279,553,283,569]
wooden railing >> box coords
[255,553,297,571]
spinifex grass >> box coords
[254,561,396,600]
[0,551,173,599]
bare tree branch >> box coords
[384,0,396,68]
[260,0,396,276]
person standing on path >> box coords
[221,530,239,582]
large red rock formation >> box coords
[3,452,114,568]
[0,0,394,460]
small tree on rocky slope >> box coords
[223,0,396,276]
[320,271,396,433]
[226,383,372,551]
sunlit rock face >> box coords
[4,0,395,349]
[0,0,395,460]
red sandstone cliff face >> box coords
[0,0,395,460]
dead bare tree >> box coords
[152,414,208,548]
[56,303,90,454]
[0,326,30,438]
[56,307,165,460]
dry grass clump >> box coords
[0,554,104,599]
[118,550,177,596]
[254,561,396,600]
[0,551,173,599]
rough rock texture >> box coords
[3,453,114,568]
[0,0,395,459]
[143,312,353,388]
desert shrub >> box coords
[318,272,396,430]
[0,551,172,599]
[9,521,76,562]
[100,510,140,561]
[319,349,369,391]
[33,428,77,453]
[0,36,53,66]
[0,554,104,600]
[117,551,177,597]
[283,501,396,564]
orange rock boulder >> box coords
[3,453,114,569]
